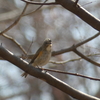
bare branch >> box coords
[52,32,100,56]
[24,0,48,16]
[49,59,81,64]
[82,2,94,7]
[21,0,100,31]
[75,32,100,47]
[51,32,100,68]
[0,3,29,35]
[56,0,100,31]
[50,53,100,64]
[43,68,100,81]
[18,31,100,68]
[2,34,27,55]
[73,48,100,67]
[0,0,49,54]
[21,0,59,5]
[0,46,99,100]
[74,0,79,7]
[0,0,51,21]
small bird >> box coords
[21,38,52,78]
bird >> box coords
[21,38,52,78]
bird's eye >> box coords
[48,39,51,42]
[44,38,51,45]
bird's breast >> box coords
[33,51,51,67]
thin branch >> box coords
[52,32,100,56]
[0,0,49,34]
[0,46,99,100]
[74,0,79,7]
[23,0,48,18]
[0,0,48,54]
[2,34,27,55]
[0,3,29,35]
[51,32,100,68]
[25,38,34,57]
[25,31,100,60]
[56,0,100,31]
[43,68,100,81]
[50,53,100,64]
[82,2,94,7]
[73,48,100,67]
[21,0,59,5]
[49,59,81,64]
[75,32,100,47]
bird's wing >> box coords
[29,47,42,64]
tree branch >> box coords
[55,0,100,31]
[2,34,27,55]
[50,52,100,64]
[73,48,100,67]
[21,0,100,31]
[43,68,100,81]
[52,32,100,56]
[21,0,59,5]
[0,46,99,100]
[23,0,48,16]
[0,3,29,35]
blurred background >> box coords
[0,0,100,100]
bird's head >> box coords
[43,38,52,51]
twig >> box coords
[2,34,27,55]
[75,32,100,47]
[0,45,99,100]
[43,68,100,81]
[21,0,59,5]
[49,59,81,64]
[0,3,29,35]
[50,53,100,64]
[74,0,79,7]
[0,0,49,54]
[51,32,100,68]
[82,2,93,6]
[0,0,49,34]
[73,48,100,67]
[25,38,34,58]
[52,32,100,56]
[24,0,48,16]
